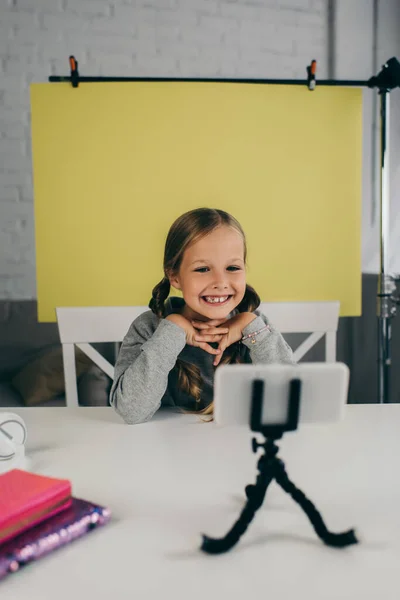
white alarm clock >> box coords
[0,413,28,474]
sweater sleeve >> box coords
[109,314,186,424]
[241,311,296,364]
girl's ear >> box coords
[167,270,181,290]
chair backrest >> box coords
[259,301,339,334]
[57,306,148,343]
[56,301,340,407]
[260,301,339,365]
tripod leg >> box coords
[201,456,275,554]
[275,460,358,548]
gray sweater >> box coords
[109,297,295,424]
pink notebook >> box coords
[0,497,111,581]
[0,469,72,545]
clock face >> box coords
[0,415,27,461]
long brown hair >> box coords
[149,208,260,416]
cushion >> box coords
[77,365,111,407]
[11,345,93,407]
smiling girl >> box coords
[109,208,295,424]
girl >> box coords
[109,208,295,424]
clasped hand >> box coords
[192,312,256,366]
[166,312,257,366]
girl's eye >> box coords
[194,266,242,273]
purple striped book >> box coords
[0,497,111,582]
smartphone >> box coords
[214,362,350,427]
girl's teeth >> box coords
[204,296,229,303]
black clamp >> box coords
[367,56,400,91]
[307,59,317,91]
[69,55,79,88]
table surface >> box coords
[1,404,399,600]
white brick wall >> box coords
[0,0,398,298]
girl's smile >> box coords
[201,294,232,306]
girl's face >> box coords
[169,225,247,322]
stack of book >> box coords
[0,469,111,581]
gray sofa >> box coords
[0,301,113,408]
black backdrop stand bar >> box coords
[49,75,369,86]
[201,379,358,554]
[49,55,367,86]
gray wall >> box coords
[0,0,400,299]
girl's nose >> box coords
[212,274,229,289]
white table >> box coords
[1,405,399,600]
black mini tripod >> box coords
[201,378,358,554]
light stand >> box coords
[368,57,400,403]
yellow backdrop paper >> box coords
[30,82,362,322]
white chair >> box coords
[56,306,148,407]
[56,301,340,407]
